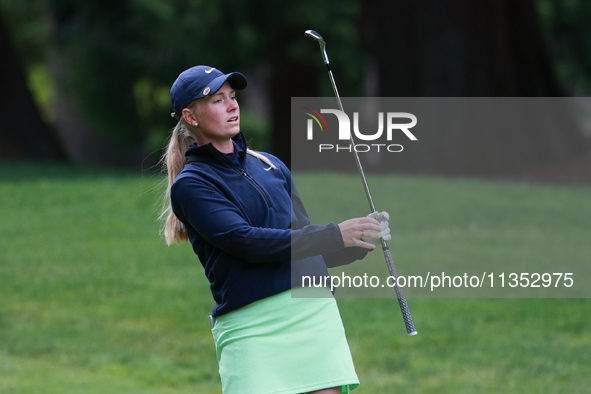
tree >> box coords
[1,0,365,167]
[45,0,148,165]
[2,0,589,174]
[0,11,65,160]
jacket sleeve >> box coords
[289,174,371,268]
[170,175,345,264]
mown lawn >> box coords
[0,162,589,393]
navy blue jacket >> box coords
[170,132,367,317]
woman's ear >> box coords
[182,108,198,126]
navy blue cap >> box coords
[170,65,247,118]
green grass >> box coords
[1,162,590,393]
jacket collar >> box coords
[185,132,247,164]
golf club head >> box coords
[305,29,330,65]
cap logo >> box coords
[203,87,211,96]
[205,68,215,74]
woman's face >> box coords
[191,81,240,146]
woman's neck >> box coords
[197,137,235,154]
[212,140,235,154]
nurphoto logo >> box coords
[303,108,418,153]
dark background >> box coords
[1,0,591,181]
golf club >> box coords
[305,29,417,336]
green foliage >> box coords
[27,63,54,122]
[1,162,590,392]
[1,0,364,153]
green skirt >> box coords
[211,287,359,394]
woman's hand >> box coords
[337,217,382,249]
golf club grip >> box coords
[383,245,417,336]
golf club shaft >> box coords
[325,69,377,214]
[306,30,417,336]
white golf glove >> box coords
[362,211,391,244]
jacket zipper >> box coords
[239,170,272,208]
[217,152,272,208]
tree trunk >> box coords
[46,53,145,166]
[44,0,147,167]
[0,12,65,161]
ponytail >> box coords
[159,118,195,245]
[247,149,276,170]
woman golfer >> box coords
[160,65,390,394]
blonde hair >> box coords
[159,107,276,245]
